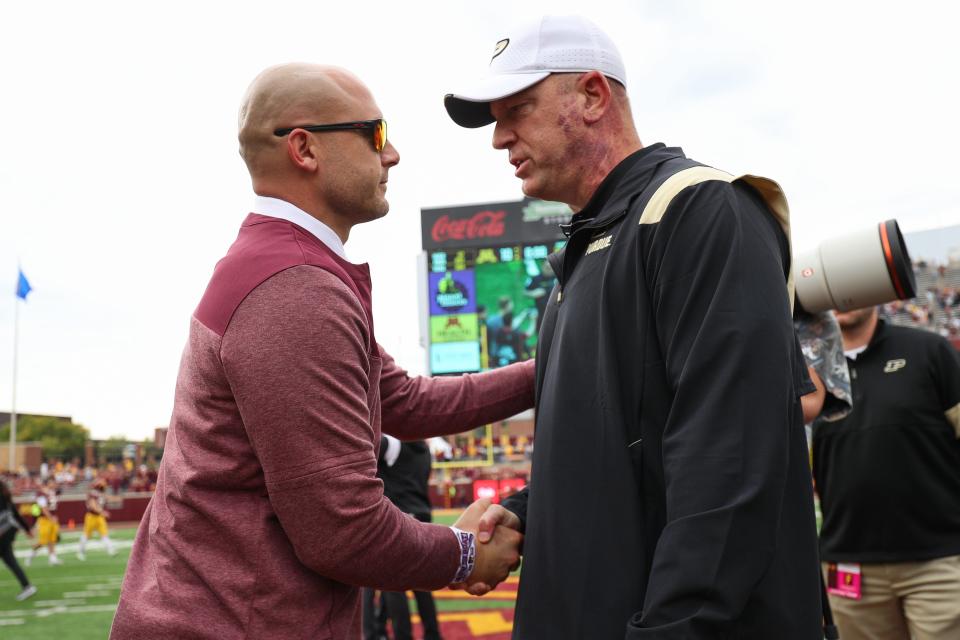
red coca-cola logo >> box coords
[431,210,506,242]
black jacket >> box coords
[0,489,31,536]
[814,319,960,562]
[503,145,821,639]
[378,437,433,522]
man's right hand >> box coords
[461,524,521,595]
[452,500,523,595]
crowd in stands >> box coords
[883,261,960,339]
[3,458,158,498]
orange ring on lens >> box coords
[879,221,908,299]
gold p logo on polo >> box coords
[884,359,907,373]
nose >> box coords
[381,140,399,168]
[492,121,514,150]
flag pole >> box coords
[9,296,19,474]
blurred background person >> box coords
[522,258,556,337]
[0,479,37,601]
[26,477,62,566]
[78,477,116,560]
[485,296,532,368]
[813,304,960,640]
[363,435,443,640]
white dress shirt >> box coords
[252,196,347,260]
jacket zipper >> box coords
[555,208,628,306]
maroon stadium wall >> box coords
[14,492,153,526]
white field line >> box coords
[0,603,118,619]
[0,574,121,587]
[0,618,26,626]
[14,539,134,558]
[63,590,113,598]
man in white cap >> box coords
[445,15,823,639]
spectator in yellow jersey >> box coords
[78,478,116,560]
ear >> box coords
[284,130,320,173]
[578,71,612,125]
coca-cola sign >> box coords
[422,198,570,250]
[431,210,506,242]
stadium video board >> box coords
[421,198,572,375]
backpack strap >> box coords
[638,166,795,311]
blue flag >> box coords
[16,269,32,300]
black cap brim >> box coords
[444,95,495,128]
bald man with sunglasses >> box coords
[110,64,531,640]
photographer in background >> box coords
[812,305,960,639]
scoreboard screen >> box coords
[421,196,572,376]
[426,241,565,374]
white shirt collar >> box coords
[251,196,347,260]
[844,345,868,360]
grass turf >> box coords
[0,511,517,638]
[0,526,135,639]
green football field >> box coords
[0,526,134,639]
[0,512,519,639]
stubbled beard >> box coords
[837,308,875,330]
[327,181,388,225]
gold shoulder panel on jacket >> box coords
[638,166,735,226]
[947,402,960,439]
[638,166,795,311]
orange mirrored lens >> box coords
[374,120,387,151]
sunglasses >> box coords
[273,118,388,152]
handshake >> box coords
[449,498,523,596]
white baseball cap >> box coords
[445,15,626,129]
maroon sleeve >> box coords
[378,350,535,440]
[221,265,459,590]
